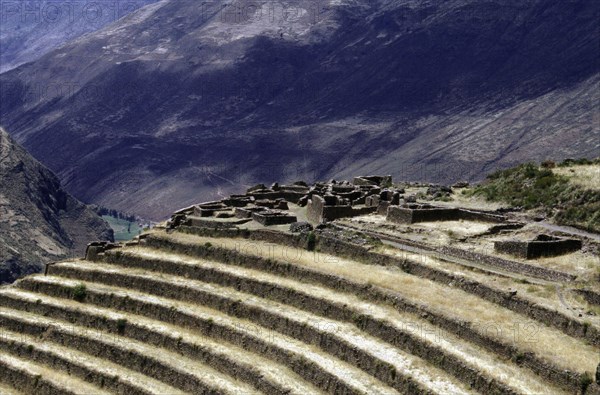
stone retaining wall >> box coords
[92,252,521,395]
[176,226,598,348]
[387,206,506,224]
[158,229,591,393]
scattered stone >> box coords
[247,184,267,193]
[427,185,453,196]
[290,222,314,233]
[452,181,469,188]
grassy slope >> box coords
[469,159,600,232]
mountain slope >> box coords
[0,0,159,73]
[1,0,598,219]
[0,128,113,284]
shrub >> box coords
[541,160,556,169]
[470,160,599,232]
[116,318,127,334]
[579,372,593,394]
[71,284,87,302]
[512,351,525,364]
[306,231,317,251]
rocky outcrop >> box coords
[0,128,113,284]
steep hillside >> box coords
[470,158,600,233]
[1,0,598,219]
[0,128,113,284]
[0,0,158,72]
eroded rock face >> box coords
[1,0,598,219]
[0,128,113,284]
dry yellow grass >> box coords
[122,247,564,394]
[165,232,599,374]
[553,164,600,190]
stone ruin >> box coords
[166,175,505,230]
[387,204,506,224]
[167,175,407,229]
[494,234,582,259]
[305,176,404,223]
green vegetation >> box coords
[116,318,127,334]
[511,351,525,364]
[71,284,87,302]
[579,372,593,394]
[469,159,600,232]
[102,215,142,242]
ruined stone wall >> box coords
[493,241,531,259]
[187,217,248,229]
[458,210,506,223]
[377,202,390,216]
[307,195,325,223]
[387,206,507,224]
[387,207,460,224]
[495,239,583,259]
[527,239,582,258]
[386,207,415,223]
[321,206,355,221]
[251,212,297,226]
[280,191,306,204]
[576,289,600,307]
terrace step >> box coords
[0,284,399,395]
[50,257,562,395]
[0,291,320,395]
[0,382,23,395]
[137,233,598,392]
[0,291,259,395]
[45,261,480,395]
[0,352,110,395]
[0,326,185,395]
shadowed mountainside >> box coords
[0,0,159,73]
[1,0,599,219]
[0,128,113,284]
